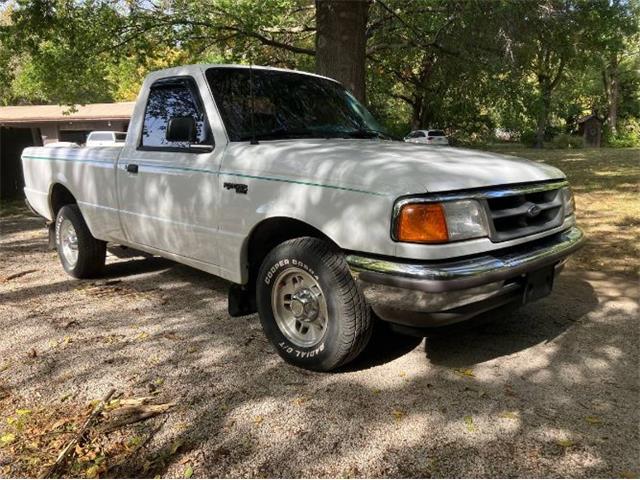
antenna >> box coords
[249,62,258,145]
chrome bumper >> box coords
[347,227,585,328]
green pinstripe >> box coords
[22,154,385,196]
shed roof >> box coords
[0,102,135,124]
[577,114,601,124]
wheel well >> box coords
[245,217,337,285]
[50,184,77,218]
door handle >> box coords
[126,164,139,174]
[223,182,248,194]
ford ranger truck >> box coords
[21,64,585,371]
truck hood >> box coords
[224,139,565,196]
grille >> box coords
[485,187,564,242]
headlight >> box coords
[394,199,489,244]
[561,186,575,216]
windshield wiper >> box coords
[343,128,395,140]
[239,127,316,142]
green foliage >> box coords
[0,0,638,142]
[520,130,537,148]
[568,135,584,149]
[552,133,571,149]
[605,119,640,147]
[552,133,583,149]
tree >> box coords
[315,0,369,102]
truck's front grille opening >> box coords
[486,187,564,242]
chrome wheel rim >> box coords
[60,219,78,268]
[271,267,328,348]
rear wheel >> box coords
[256,237,372,371]
[55,205,106,278]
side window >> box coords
[140,78,212,150]
[416,131,426,137]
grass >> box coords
[482,145,639,276]
[0,199,28,218]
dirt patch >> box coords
[1,211,638,477]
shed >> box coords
[577,114,602,147]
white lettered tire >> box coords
[55,205,106,278]
[256,237,372,371]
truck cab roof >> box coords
[144,64,339,85]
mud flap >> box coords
[47,222,56,250]
[228,284,257,317]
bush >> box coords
[552,133,571,149]
[552,133,583,149]
[604,118,640,147]
[568,135,583,148]
[520,130,537,147]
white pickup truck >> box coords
[22,64,585,371]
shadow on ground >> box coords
[1,212,638,477]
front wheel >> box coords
[256,237,372,371]
[55,205,106,279]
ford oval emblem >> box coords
[527,204,542,218]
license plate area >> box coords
[522,266,555,304]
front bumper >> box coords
[347,227,585,329]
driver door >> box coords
[116,76,223,267]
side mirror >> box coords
[166,116,196,143]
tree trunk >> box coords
[535,76,551,149]
[410,96,423,129]
[315,0,369,102]
[606,55,619,135]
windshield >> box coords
[206,67,390,142]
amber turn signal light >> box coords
[395,203,449,243]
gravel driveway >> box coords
[0,212,638,478]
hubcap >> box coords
[60,219,78,268]
[271,267,328,347]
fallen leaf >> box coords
[16,409,32,416]
[254,415,264,425]
[85,465,100,478]
[454,368,475,378]
[499,411,519,420]
[0,432,16,446]
[556,438,575,448]
[619,470,637,479]
[184,466,193,478]
[292,397,307,406]
[372,388,381,395]
[464,415,475,432]
[398,371,407,377]
[391,409,406,420]
[585,415,602,425]
[127,435,143,448]
[169,440,183,455]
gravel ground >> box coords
[0,212,638,478]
